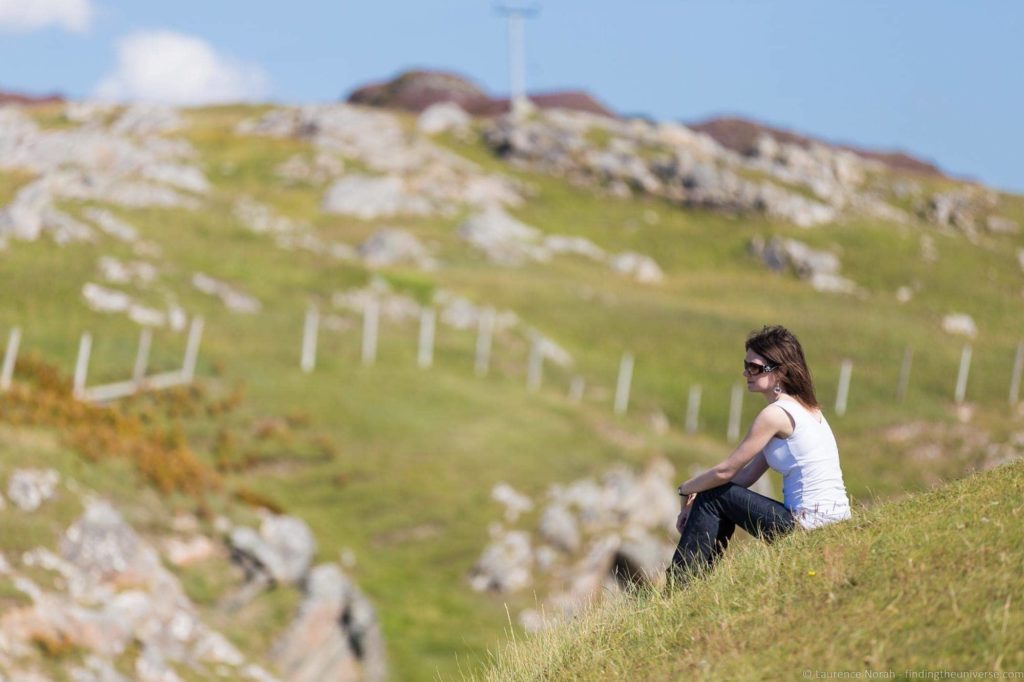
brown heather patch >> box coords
[0,353,217,497]
[232,485,285,514]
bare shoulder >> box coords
[758,402,795,436]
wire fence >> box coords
[3,308,1022,444]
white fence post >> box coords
[418,308,435,369]
[685,384,702,434]
[182,317,204,382]
[300,306,319,374]
[475,308,495,378]
[132,328,153,387]
[835,359,853,416]
[727,383,743,442]
[568,376,585,403]
[1,327,21,392]
[362,301,379,366]
[526,333,543,392]
[73,332,92,399]
[954,344,972,404]
[1009,342,1024,406]
[896,347,913,403]
[613,352,634,416]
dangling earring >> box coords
[773,384,782,395]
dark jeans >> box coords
[669,482,796,584]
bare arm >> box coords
[677,406,789,497]
[730,451,769,489]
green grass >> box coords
[3,104,1024,679]
[473,459,1024,680]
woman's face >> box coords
[743,349,778,394]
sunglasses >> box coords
[743,361,778,376]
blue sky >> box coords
[1,0,1021,191]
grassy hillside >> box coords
[2,102,1024,678]
[475,459,1024,680]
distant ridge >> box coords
[345,69,617,118]
[691,115,947,179]
[0,87,64,106]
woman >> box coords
[669,325,851,583]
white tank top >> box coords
[762,397,851,530]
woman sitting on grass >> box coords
[670,325,851,584]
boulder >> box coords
[942,313,978,339]
[7,469,60,512]
[191,273,261,314]
[539,505,580,553]
[60,501,151,584]
[490,483,533,522]
[272,563,386,682]
[987,215,1019,234]
[358,229,435,269]
[609,251,664,284]
[751,235,858,294]
[468,530,533,593]
[417,102,472,136]
[457,205,547,265]
[228,514,316,586]
[322,175,434,219]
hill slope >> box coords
[477,459,1024,679]
[1,99,1023,679]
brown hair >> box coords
[745,325,819,408]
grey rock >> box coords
[539,505,580,553]
[468,529,533,593]
[484,110,839,227]
[191,273,261,314]
[751,235,858,294]
[417,102,471,136]
[609,251,664,284]
[358,229,435,269]
[612,533,673,588]
[61,501,147,581]
[228,514,316,586]
[7,469,59,512]
[457,205,547,265]
[987,214,1019,234]
[322,174,434,219]
[490,483,534,523]
[273,563,387,682]
[942,313,977,339]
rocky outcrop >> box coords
[192,272,262,314]
[457,205,665,282]
[483,108,843,227]
[0,106,206,247]
[0,499,274,681]
[237,104,523,219]
[942,313,978,339]
[6,469,59,512]
[228,514,317,586]
[691,115,946,178]
[272,564,386,682]
[227,514,386,681]
[469,459,681,631]
[750,235,860,295]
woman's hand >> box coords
[676,494,696,534]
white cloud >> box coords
[0,0,93,32]
[94,30,270,105]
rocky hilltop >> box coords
[690,115,947,179]
[346,69,617,117]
